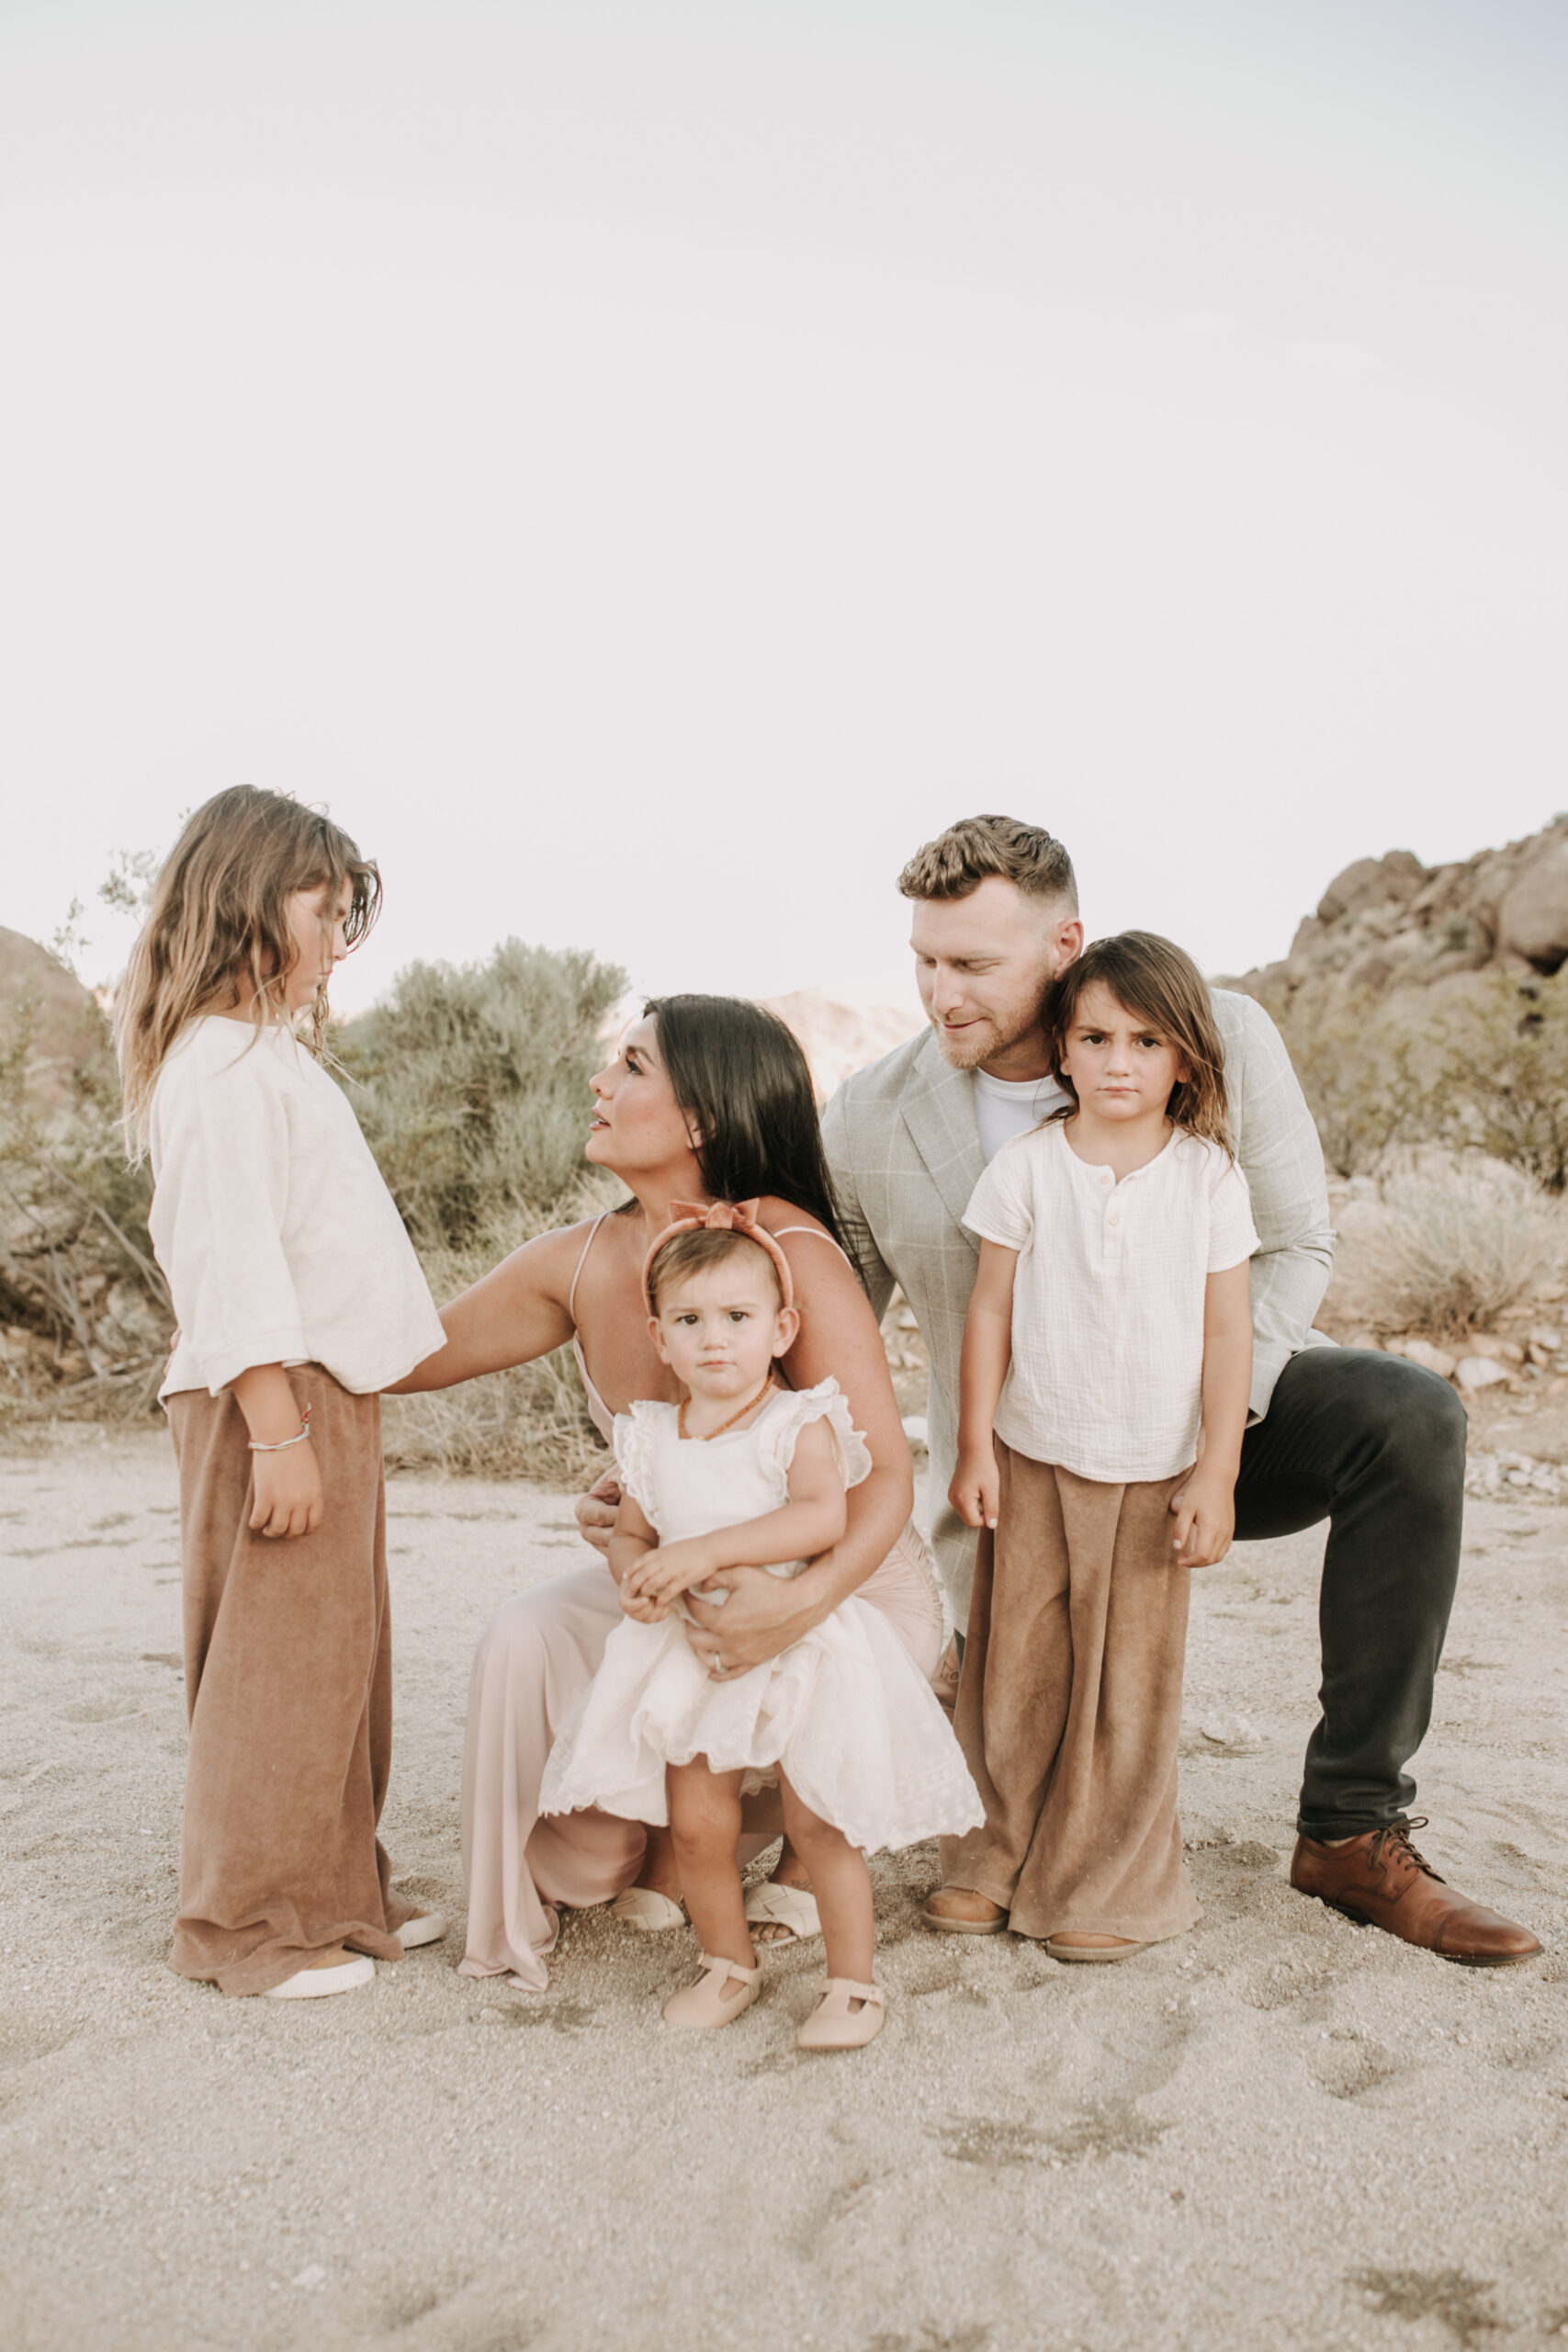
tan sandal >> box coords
[796,1976,886,2051]
[1044,1934,1148,1963]
[611,1886,687,1933]
[661,1951,762,2030]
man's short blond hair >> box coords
[897,815,1077,910]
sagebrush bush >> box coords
[1258,981,1439,1179]
[1336,1158,1566,1339]
[338,939,627,1250]
[1431,968,1568,1194]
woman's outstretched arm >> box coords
[682,1216,914,1675]
[386,1227,579,1394]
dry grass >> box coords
[1334,1156,1567,1340]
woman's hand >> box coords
[1169,1463,1235,1568]
[949,1445,999,1532]
[574,1471,622,1557]
[682,1566,829,1679]
[250,1440,324,1541]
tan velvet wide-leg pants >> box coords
[166,1367,413,1995]
[941,1438,1199,1945]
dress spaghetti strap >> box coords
[771,1223,852,1264]
[567,1215,616,1444]
[569,1214,610,1322]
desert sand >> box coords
[3,1427,1565,2352]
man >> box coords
[821,815,1540,1964]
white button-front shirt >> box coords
[150,1015,447,1400]
[962,1119,1259,1483]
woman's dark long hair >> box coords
[642,994,852,1260]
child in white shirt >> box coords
[929,933,1258,1958]
[118,786,447,1999]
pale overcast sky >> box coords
[4,0,1565,1015]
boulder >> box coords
[0,926,106,1117]
[1389,1338,1457,1380]
[1496,839,1568,975]
[1455,1355,1510,1391]
[1315,851,1427,924]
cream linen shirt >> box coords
[962,1121,1259,1484]
[150,1015,446,1400]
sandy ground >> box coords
[3,1427,1566,2352]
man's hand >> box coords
[250,1441,324,1541]
[949,1446,1000,1532]
[1169,1463,1235,1568]
[574,1470,622,1556]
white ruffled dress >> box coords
[539,1379,983,1855]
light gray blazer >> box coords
[820,989,1335,1629]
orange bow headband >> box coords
[641,1199,795,1316]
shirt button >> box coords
[1109,1213,1119,1226]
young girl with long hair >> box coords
[931,933,1258,1958]
[541,1203,980,2047]
[118,785,447,1998]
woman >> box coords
[396,995,946,1988]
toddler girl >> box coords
[542,1201,982,2047]
[931,933,1258,1958]
[118,785,448,1998]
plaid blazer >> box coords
[820,989,1335,1628]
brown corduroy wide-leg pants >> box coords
[166,1366,413,1995]
[941,1437,1200,1946]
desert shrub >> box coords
[1430,969,1568,1193]
[0,990,172,1419]
[1334,1158,1566,1340]
[1257,981,1440,1179]
[337,939,626,1250]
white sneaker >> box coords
[263,1954,375,2000]
[396,1910,447,1950]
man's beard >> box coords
[928,995,1044,1071]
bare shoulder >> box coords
[484,1214,603,1308]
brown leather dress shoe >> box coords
[1291,1818,1542,1966]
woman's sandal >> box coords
[611,1886,687,1933]
[1044,1935,1149,1963]
[743,1881,821,1945]
[661,1951,762,2030]
[796,1976,886,2052]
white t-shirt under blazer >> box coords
[962,1120,1260,1484]
[150,1015,447,1401]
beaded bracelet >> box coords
[247,1402,313,1453]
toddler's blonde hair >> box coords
[116,785,379,1152]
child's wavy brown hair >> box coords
[1044,932,1232,1152]
[116,786,380,1152]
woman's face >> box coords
[586,1015,703,1179]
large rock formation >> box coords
[1232,814,1568,999]
[763,989,924,1102]
[0,924,107,1115]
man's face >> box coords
[910,876,1083,1072]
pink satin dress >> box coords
[458,1217,947,1985]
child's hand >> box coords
[949,1447,1000,1532]
[1168,1463,1235,1568]
[624,1536,717,1608]
[618,1581,668,1623]
[249,1441,324,1541]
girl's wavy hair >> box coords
[638,994,852,1264]
[116,786,380,1153]
[1044,932,1232,1153]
